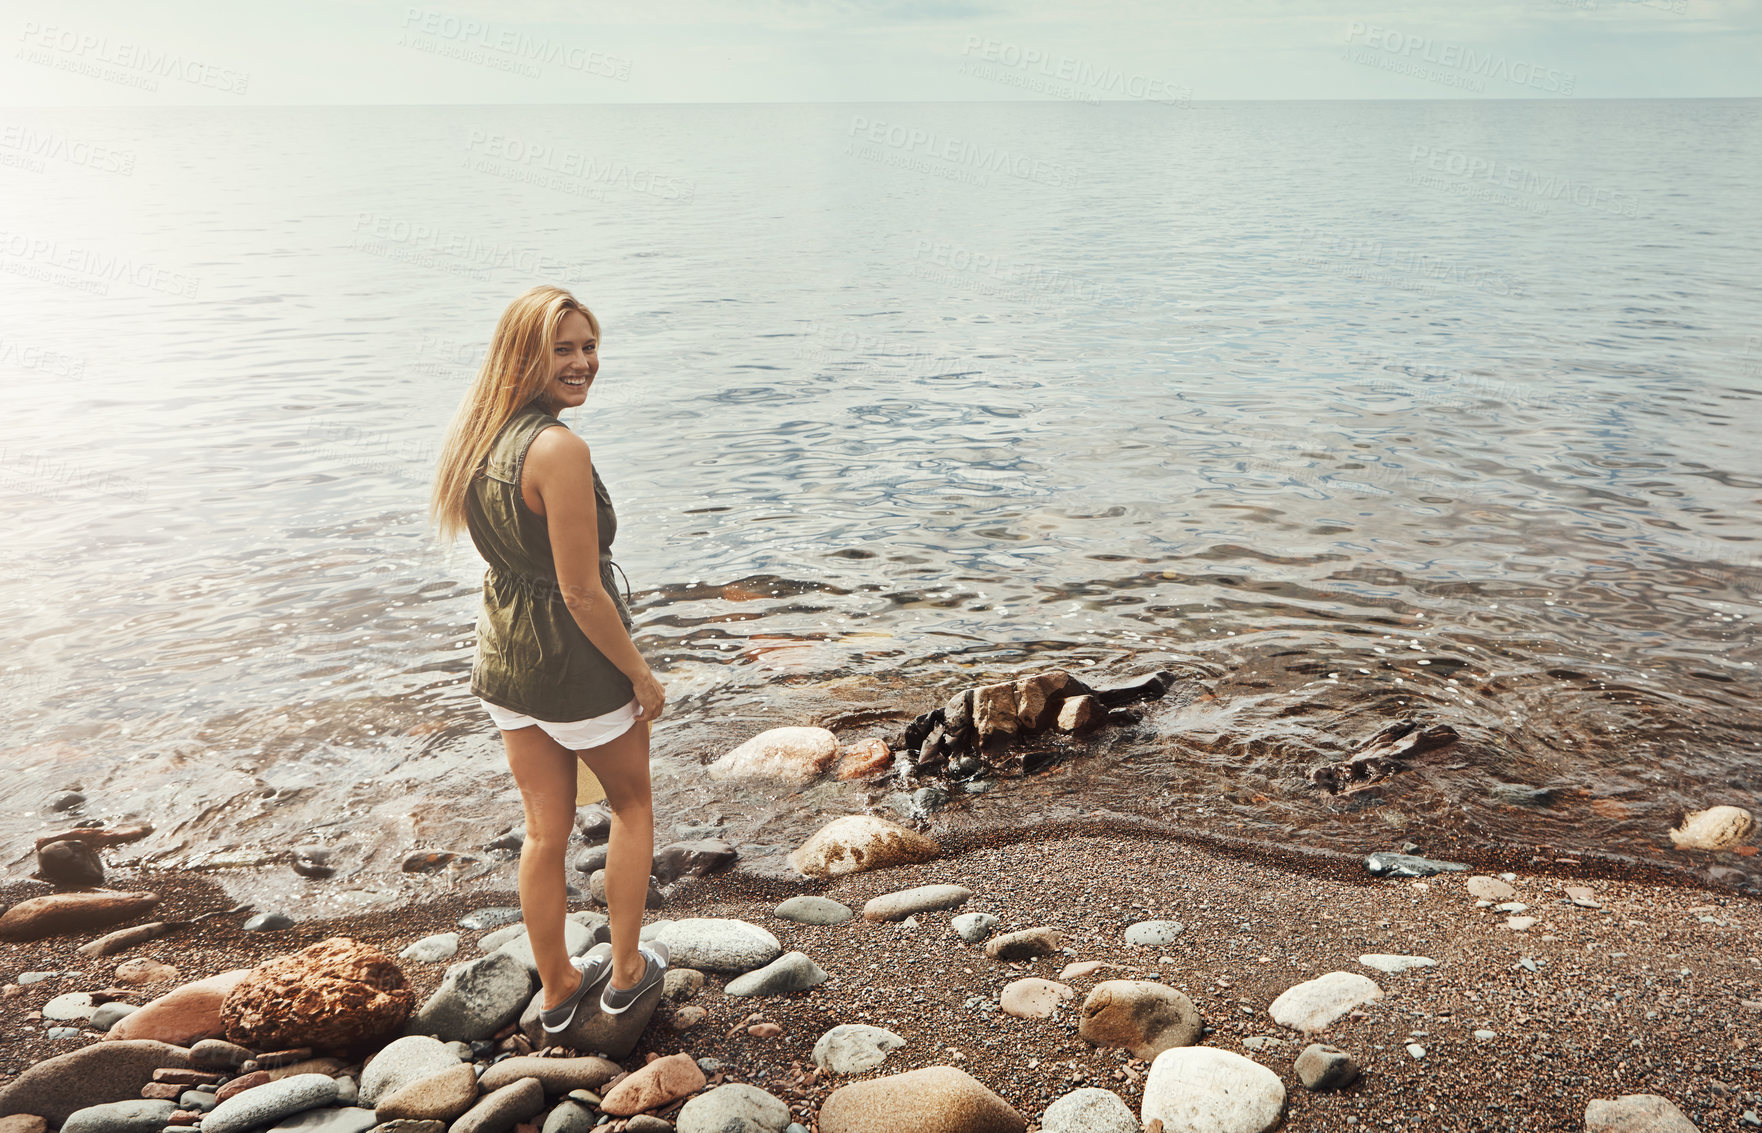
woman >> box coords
[429,284,669,1032]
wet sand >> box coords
[4,828,1758,1131]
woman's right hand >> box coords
[632,669,666,722]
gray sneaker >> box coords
[540,950,611,1034]
[599,940,668,1015]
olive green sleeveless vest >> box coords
[466,401,637,721]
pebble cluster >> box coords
[3,751,1758,1133]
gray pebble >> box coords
[243,912,295,932]
[951,912,999,942]
[458,906,523,930]
[773,896,853,925]
[61,1100,175,1133]
[1365,851,1468,878]
[1124,920,1185,946]
[90,1001,138,1030]
[265,1108,377,1133]
[573,845,610,875]
[542,1101,598,1133]
[1294,1043,1360,1091]
[725,951,828,996]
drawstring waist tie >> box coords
[488,561,632,607]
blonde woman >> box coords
[429,285,669,1031]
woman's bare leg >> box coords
[575,716,653,990]
[501,723,585,1009]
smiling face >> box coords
[542,307,599,412]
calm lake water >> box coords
[3,99,1758,910]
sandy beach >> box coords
[4,822,1758,1131]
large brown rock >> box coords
[0,1040,192,1123]
[221,936,412,1054]
[515,946,661,1060]
[818,1065,1025,1133]
[0,890,159,941]
[786,815,941,879]
[970,683,1021,744]
[1078,980,1203,1059]
[1015,671,1076,731]
[599,1052,705,1116]
[107,969,251,1046]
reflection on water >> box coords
[2,100,1758,909]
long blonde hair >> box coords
[428,285,601,545]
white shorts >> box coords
[479,695,640,750]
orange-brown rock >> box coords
[221,936,412,1055]
[0,890,160,941]
[818,1065,1025,1133]
[599,1052,706,1116]
[107,969,251,1046]
[835,738,893,780]
[215,1070,270,1100]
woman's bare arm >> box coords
[524,425,649,683]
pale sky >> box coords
[4,0,1759,104]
